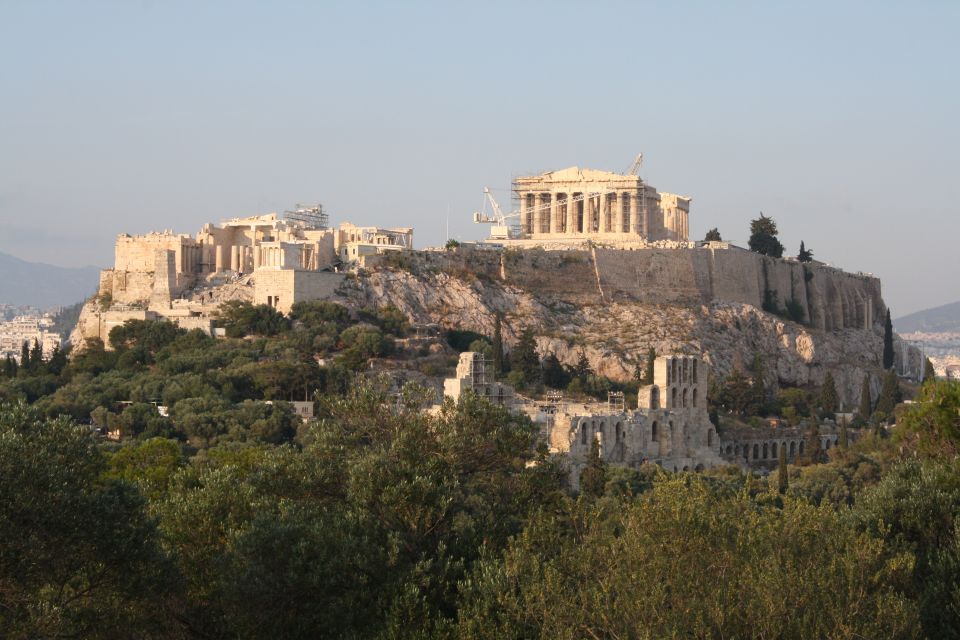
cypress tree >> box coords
[645,347,656,384]
[858,374,872,419]
[20,341,30,370]
[492,312,504,375]
[806,415,823,464]
[875,368,902,418]
[573,350,593,380]
[839,416,849,449]
[797,241,813,263]
[579,439,607,498]
[882,309,895,370]
[777,445,788,494]
[820,372,839,414]
[2,355,16,378]
[30,339,43,370]
[924,358,936,382]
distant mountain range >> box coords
[0,251,101,309]
[895,301,960,334]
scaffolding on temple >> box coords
[608,391,625,413]
[284,203,328,229]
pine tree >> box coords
[704,228,722,242]
[645,347,656,384]
[924,358,936,383]
[573,350,593,380]
[492,312,504,376]
[820,372,839,414]
[510,327,541,385]
[542,353,568,389]
[882,309,895,370]
[797,241,813,263]
[875,368,902,418]
[579,438,607,498]
[858,374,872,419]
[777,445,788,494]
[748,214,785,258]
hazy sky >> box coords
[1,1,957,316]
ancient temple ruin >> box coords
[507,166,690,245]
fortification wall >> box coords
[405,246,884,331]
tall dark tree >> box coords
[572,350,593,380]
[542,353,569,389]
[704,228,722,242]
[838,416,849,449]
[882,309,895,370]
[579,439,607,498]
[805,415,824,464]
[20,340,30,371]
[645,347,656,384]
[858,374,873,420]
[492,312,505,376]
[748,214,785,258]
[819,372,839,414]
[777,445,788,494]
[510,327,541,385]
[924,357,936,382]
[29,339,43,370]
[797,241,813,263]
[2,355,16,378]
[874,368,903,419]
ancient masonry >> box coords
[442,352,847,484]
[74,210,412,345]
[482,165,689,247]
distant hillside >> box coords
[0,252,101,309]
[895,301,960,334]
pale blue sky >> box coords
[1,1,957,315]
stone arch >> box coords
[682,359,689,383]
[753,443,760,459]
[799,440,805,456]
[672,387,678,407]
[651,421,659,442]
[615,422,623,443]
[580,424,587,445]
[692,388,698,408]
[771,442,778,458]
[693,360,698,384]
[762,442,769,459]
[650,386,660,410]
[789,441,796,458]
[695,463,705,472]
[707,428,715,447]
[683,465,689,472]
[682,388,689,408]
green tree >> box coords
[805,415,824,464]
[19,340,30,371]
[898,379,960,456]
[858,374,873,420]
[748,213,785,258]
[29,339,43,371]
[704,227,722,242]
[797,240,813,262]
[924,357,936,382]
[883,309,895,370]
[777,444,788,494]
[0,403,173,637]
[839,416,849,449]
[542,352,569,389]
[579,439,607,498]
[572,349,593,380]
[875,368,903,419]
[820,371,839,414]
[510,327,541,386]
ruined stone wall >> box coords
[253,270,344,314]
[412,246,885,331]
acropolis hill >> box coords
[71,162,921,409]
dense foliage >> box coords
[2,302,960,638]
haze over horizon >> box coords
[1,1,957,316]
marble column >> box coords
[615,192,625,234]
[532,193,542,236]
[549,193,559,234]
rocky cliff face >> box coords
[333,247,915,408]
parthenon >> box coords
[512,166,690,244]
